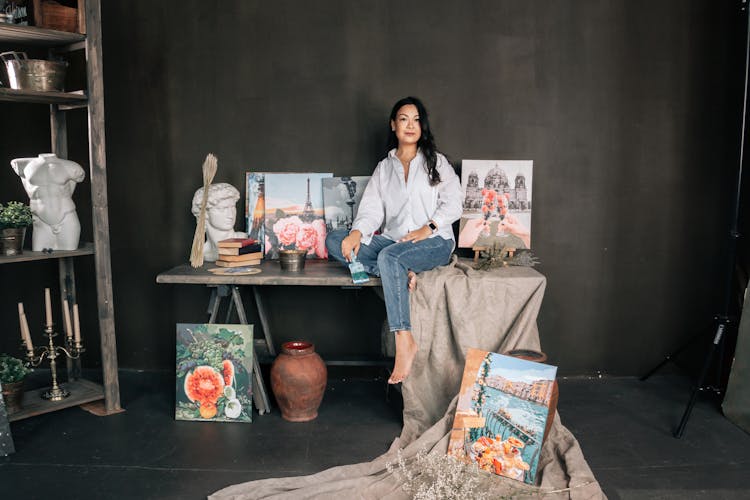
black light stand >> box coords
[641,1,747,439]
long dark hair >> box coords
[387,96,441,186]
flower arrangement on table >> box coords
[269,215,327,259]
[176,326,252,422]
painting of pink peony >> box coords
[175,323,254,423]
[263,173,332,259]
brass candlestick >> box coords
[23,323,85,401]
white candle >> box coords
[63,298,73,340]
[73,303,81,344]
[44,287,53,327]
[18,302,29,348]
[22,313,33,352]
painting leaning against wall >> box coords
[322,176,371,233]
[0,383,15,456]
[245,172,267,255]
[457,160,533,250]
[263,172,332,259]
[175,323,254,423]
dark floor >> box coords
[2,370,750,500]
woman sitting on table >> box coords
[326,96,463,384]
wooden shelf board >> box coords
[0,242,94,264]
[0,88,88,105]
[8,378,104,422]
[0,24,85,45]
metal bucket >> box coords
[279,249,307,272]
[0,51,67,92]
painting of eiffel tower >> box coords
[302,178,315,222]
[262,172,332,259]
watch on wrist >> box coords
[427,221,438,233]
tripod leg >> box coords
[674,324,725,438]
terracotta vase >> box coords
[1,379,25,415]
[270,341,327,422]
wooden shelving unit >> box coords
[0,88,87,105]
[0,1,121,419]
[0,242,94,264]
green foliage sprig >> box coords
[0,353,31,384]
[0,201,33,229]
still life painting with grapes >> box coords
[175,323,254,423]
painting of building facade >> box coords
[322,176,370,232]
[263,173,332,259]
[448,348,557,485]
[175,323,254,423]
[457,160,533,249]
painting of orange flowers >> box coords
[175,323,254,422]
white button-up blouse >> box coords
[351,149,463,245]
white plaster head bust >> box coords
[191,183,247,261]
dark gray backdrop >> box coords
[0,0,744,376]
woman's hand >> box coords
[458,219,485,248]
[400,225,433,243]
[342,230,362,262]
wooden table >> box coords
[156,260,382,287]
[156,260,383,415]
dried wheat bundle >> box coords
[189,153,218,267]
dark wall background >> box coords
[0,0,745,376]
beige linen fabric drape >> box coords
[210,258,605,499]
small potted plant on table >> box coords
[0,201,33,256]
[0,353,31,415]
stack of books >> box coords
[216,238,263,267]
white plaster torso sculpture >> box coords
[11,153,85,251]
[192,183,247,262]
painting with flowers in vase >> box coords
[447,348,557,485]
[263,173,332,259]
[175,323,254,423]
[457,160,533,250]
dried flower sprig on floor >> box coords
[386,448,548,499]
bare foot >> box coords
[388,330,418,384]
[408,271,417,292]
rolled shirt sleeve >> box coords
[430,155,463,231]
[351,163,385,245]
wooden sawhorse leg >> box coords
[206,285,271,415]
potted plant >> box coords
[0,353,31,415]
[0,201,33,256]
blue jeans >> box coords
[326,229,454,332]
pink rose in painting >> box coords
[273,216,303,247]
[264,234,272,256]
[296,223,318,253]
[312,219,328,259]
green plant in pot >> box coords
[0,353,31,415]
[0,201,32,256]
